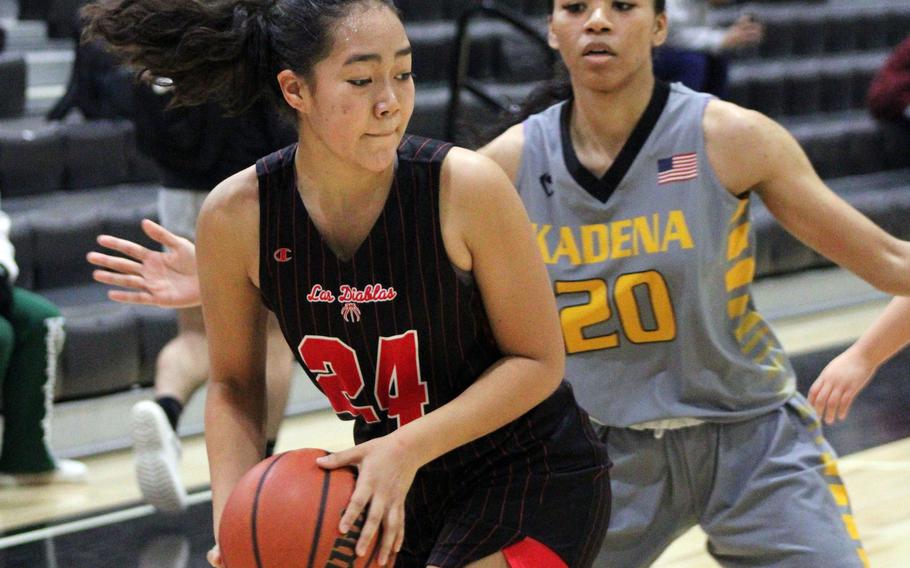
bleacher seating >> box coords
[0,0,907,404]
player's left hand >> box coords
[317,437,419,567]
[207,544,224,568]
[808,350,877,424]
[87,219,201,308]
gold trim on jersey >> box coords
[725,198,786,379]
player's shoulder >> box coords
[477,123,525,183]
[703,99,782,151]
[198,165,259,235]
[205,166,258,210]
[441,147,515,205]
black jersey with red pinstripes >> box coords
[257,136,610,567]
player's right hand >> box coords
[207,544,224,568]
[317,436,417,566]
[808,350,877,424]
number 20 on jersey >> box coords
[556,270,677,354]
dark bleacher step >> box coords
[781,111,910,179]
[713,0,910,59]
[45,289,178,401]
[398,0,550,22]
[7,183,159,290]
[6,182,171,402]
[406,17,549,85]
[753,169,910,279]
[727,51,889,119]
[409,81,541,143]
[0,118,161,197]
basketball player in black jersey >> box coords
[83,1,610,567]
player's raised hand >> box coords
[316,438,418,567]
[87,219,201,308]
[808,351,877,424]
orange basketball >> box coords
[218,448,379,568]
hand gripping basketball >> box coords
[218,448,388,567]
[317,437,421,567]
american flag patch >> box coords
[657,152,698,184]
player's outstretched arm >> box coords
[705,100,910,296]
[809,296,910,423]
[87,219,201,308]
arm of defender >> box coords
[809,296,910,423]
[705,100,910,295]
[88,219,202,308]
[477,123,525,184]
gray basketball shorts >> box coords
[593,394,868,568]
[157,188,208,240]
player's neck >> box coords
[570,70,655,156]
[293,137,394,207]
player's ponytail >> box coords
[81,0,401,116]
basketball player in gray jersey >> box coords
[480,0,910,566]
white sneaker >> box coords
[0,458,88,486]
[131,400,187,513]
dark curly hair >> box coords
[81,0,400,115]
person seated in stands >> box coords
[654,0,763,97]
[867,35,910,128]
[46,21,135,121]
[0,201,86,486]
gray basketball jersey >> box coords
[516,82,796,427]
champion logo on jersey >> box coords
[273,248,293,262]
[657,152,698,185]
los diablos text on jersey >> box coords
[306,283,398,304]
[534,209,695,266]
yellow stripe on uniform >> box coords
[752,341,773,366]
[829,484,849,507]
[741,325,770,354]
[729,198,749,225]
[822,452,840,477]
[735,311,763,342]
[727,294,750,319]
[725,257,755,292]
[727,221,751,261]
[857,548,870,567]
[766,352,785,380]
[842,514,860,540]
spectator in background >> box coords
[654,0,763,97]
[0,201,86,486]
[46,26,136,121]
[115,82,297,514]
[867,35,910,127]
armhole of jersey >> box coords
[698,95,748,206]
[514,119,534,194]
